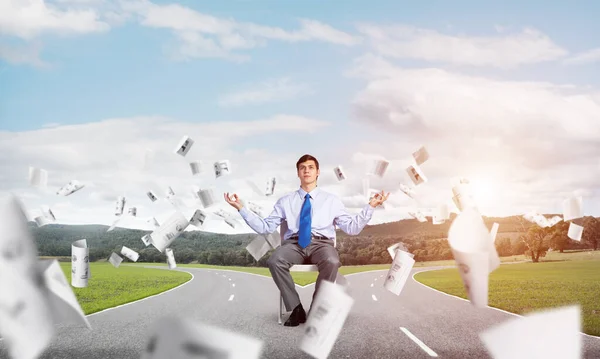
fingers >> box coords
[223,192,230,202]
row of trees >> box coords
[33,216,599,266]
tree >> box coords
[521,225,551,263]
[548,221,569,253]
[495,237,512,257]
[583,217,600,250]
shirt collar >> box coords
[298,186,321,199]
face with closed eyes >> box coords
[297,160,320,186]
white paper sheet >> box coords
[384,249,416,295]
[34,215,53,227]
[128,207,137,217]
[399,183,415,199]
[150,211,189,253]
[214,160,231,178]
[367,159,390,177]
[166,186,175,199]
[263,231,281,249]
[448,207,500,307]
[115,196,126,216]
[29,166,48,187]
[412,146,429,166]
[141,234,152,247]
[567,222,583,241]
[108,252,123,268]
[265,177,276,196]
[174,135,194,157]
[406,164,427,185]
[214,209,239,229]
[198,188,216,208]
[189,161,202,175]
[140,316,263,359]
[0,197,57,359]
[146,191,158,202]
[56,180,85,196]
[299,281,354,359]
[39,259,91,329]
[563,196,583,221]
[165,248,177,269]
[189,209,207,227]
[479,305,581,359]
[490,222,500,243]
[121,246,139,262]
[246,236,272,261]
[71,239,89,288]
[333,166,346,181]
[408,210,427,223]
[247,201,266,217]
[40,205,56,221]
[548,215,563,227]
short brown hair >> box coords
[296,154,319,170]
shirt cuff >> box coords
[364,204,375,217]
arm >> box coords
[238,198,285,235]
[333,198,375,236]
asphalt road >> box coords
[0,265,598,358]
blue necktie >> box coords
[298,193,312,248]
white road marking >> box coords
[228,294,235,301]
[400,327,438,357]
[370,283,374,287]
[232,283,236,287]
[380,274,384,278]
[371,294,378,301]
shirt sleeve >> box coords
[238,198,285,235]
[333,198,375,235]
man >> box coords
[224,154,388,326]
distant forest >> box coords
[32,214,599,266]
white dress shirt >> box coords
[238,187,375,241]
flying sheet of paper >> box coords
[165,248,177,269]
[367,159,390,178]
[479,305,581,359]
[399,183,415,199]
[189,161,202,176]
[29,166,48,187]
[189,209,207,227]
[108,252,123,268]
[246,236,272,261]
[174,135,194,157]
[384,249,416,296]
[548,215,563,227]
[333,166,346,181]
[56,180,85,196]
[214,160,231,178]
[299,281,354,359]
[115,196,126,216]
[567,222,583,241]
[408,210,427,223]
[150,211,190,253]
[199,188,216,208]
[406,164,427,185]
[263,231,281,249]
[452,182,478,212]
[140,316,264,359]
[71,239,89,288]
[141,234,152,247]
[247,201,266,217]
[447,207,500,308]
[41,205,56,221]
[121,246,139,262]
[39,259,91,329]
[214,209,239,229]
[432,216,445,225]
[490,223,500,243]
[128,207,137,217]
[265,177,276,196]
[34,215,53,227]
[563,196,583,221]
[412,146,429,166]
[147,191,158,202]
[0,197,56,359]
[166,186,175,199]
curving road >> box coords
[0,266,598,358]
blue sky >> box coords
[1,0,599,227]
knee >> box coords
[267,254,285,269]
[320,257,341,270]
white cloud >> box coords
[564,47,600,65]
[218,77,313,107]
[356,24,567,68]
[345,54,600,216]
[122,0,360,61]
[0,42,48,67]
[0,0,110,39]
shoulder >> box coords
[276,191,298,203]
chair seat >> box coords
[290,264,318,272]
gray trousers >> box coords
[267,237,341,312]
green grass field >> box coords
[414,256,600,336]
[62,262,191,315]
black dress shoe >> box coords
[284,304,307,327]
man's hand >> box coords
[224,192,243,211]
[369,190,390,208]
